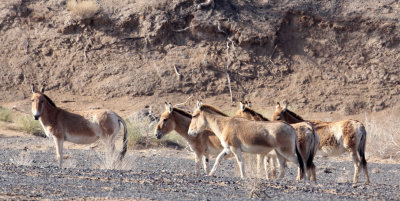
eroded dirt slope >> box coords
[0,0,399,115]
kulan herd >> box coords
[30,85,370,185]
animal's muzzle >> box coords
[155,130,163,139]
[188,129,197,137]
[34,115,39,120]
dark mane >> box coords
[244,108,269,121]
[172,107,192,119]
[285,109,304,121]
[43,94,56,107]
[201,105,229,117]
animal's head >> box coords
[188,101,208,137]
[235,101,269,121]
[154,102,176,139]
[31,85,46,120]
[271,102,287,121]
[235,101,252,119]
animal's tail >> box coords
[357,124,367,169]
[306,123,318,169]
[295,139,305,179]
[118,116,128,161]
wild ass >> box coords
[235,102,319,181]
[31,85,128,168]
[272,103,370,184]
[188,101,305,179]
[154,103,224,175]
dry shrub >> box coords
[0,107,13,122]
[67,0,100,19]
[126,118,156,148]
[14,115,44,136]
[364,111,400,160]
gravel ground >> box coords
[0,133,399,200]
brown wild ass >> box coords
[188,101,305,179]
[31,85,128,168]
[154,103,224,175]
[235,102,319,181]
[272,103,370,184]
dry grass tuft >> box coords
[364,111,400,160]
[126,118,156,148]
[0,107,13,122]
[67,0,100,19]
[92,135,135,170]
[14,115,44,136]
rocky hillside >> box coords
[1,0,399,115]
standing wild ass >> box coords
[272,103,370,184]
[154,103,224,175]
[235,102,319,181]
[188,101,305,179]
[31,85,128,168]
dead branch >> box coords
[197,0,215,9]
[175,95,193,108]
[174,23,199,32]
[226,41,234,102]
[270,44,277,65]
[83,42,89,62]
[12,107,30,115]
[173,65,182,80]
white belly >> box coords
[65,132,99,144]
[240,144,274,154]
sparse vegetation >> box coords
[365,112,400,160]
[14,115,44,136]
[67,0,100,19]
[0,107,13,122]
[126,118,156,148]
[126,118,186,149]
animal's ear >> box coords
[196,100,203,109]
[165,102,172,113]
[247,101,252,108]
[276,102,281,109]
[40,85,45,93]
[168,103,173,113]
[282,104,288,112]
[31,84,35,93]
[240,101,245,111]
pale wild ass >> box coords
[235,101,319,181]
[154,103,223,175]
[31,85,128,168]
[272,103,370,184]
[188,101,305,179]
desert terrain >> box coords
[1,0,400,200]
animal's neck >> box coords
[204,113,226,138]
[39,101,59,127]
[172,112,193,140]
[285,112,303,124]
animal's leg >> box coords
[351,151,361,183]
[275,151,286,179]
[230,147,245,178]
[209,148,230,176]
[195,153,201,175]
[309,162,317,181]
[256,154,263,177]
[54,137,64,168]
[363,162,370,184]
[270,156,278,179]
[264,156,270,179]
[202,153,210,175]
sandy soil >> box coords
[0,128,399,200]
